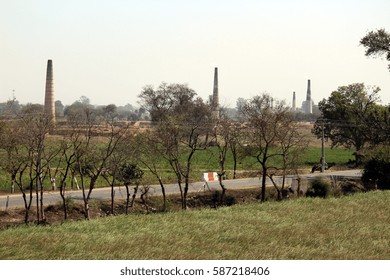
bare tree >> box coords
[0,120,32,223]
[229,122,243,179]
[117,163,144,214]
[267,118,308,200]
[19,105,53,223]
[239,94,294,202]
[133,131,168,211]
[101,133,133,215]
[44,134,77,220]
[66,106,97,219]
[211,109,236,203]
[0,105,54,223]
[139,83,212,209]
[67,105,129,219]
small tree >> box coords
[212,109,241,204]
[117,163,144,214]
[101,133,133,215]
[19,105,54,223]
[139,83,212,209]
[268,119,308,200]
[239,94,296,202]
[0,120,32,223]
[133,131,168,211]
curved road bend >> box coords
[0,169,362,210]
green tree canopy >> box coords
[313,83,381,161]
[360,28,390,71]
[138,83,198,122]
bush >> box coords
[211,191,236,207]
[340,180,366,195]
[306,177,331,198]
[362,158,390,190]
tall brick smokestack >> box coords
[306,79,312,114]
[212,67,220,119]
[44,59,55,124]
[292,91,296,111]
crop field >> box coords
[0,190,388,259]
[0,143,355,193]
[0,120,356,194]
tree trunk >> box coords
[177,180,184,209]
[261,168,267,203]
[60,183,67,220]
[183,176,191,210]
[232,151,238,179]
[36,181,40,223]
[79,169,90,220]
[84,201,90,220]
[269,175,282,201]
[158,177,167,212]
[125,184,130,214]
[140,186,150,213]
[183,187,188,210]
[21,192,29,224]
[39,176,45,223]
[277,189,282,200]
[111,184,115,215]
[297,177,302,197]
[130,184,139,208]
[11,174,15,194]
[218,174,227,205]
[28,181,33,224]
[87,176,98,200]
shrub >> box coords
[306,177,331,198]
[362,158,390,190]
[340,180,366,195]
[211,191,236,207]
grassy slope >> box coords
[0,191,389,260]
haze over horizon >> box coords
[1,0,389,108]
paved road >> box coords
[0,169,362,210]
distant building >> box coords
[292,79,319,116]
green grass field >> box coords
[1,190,388,260]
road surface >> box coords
[0,169,362,210]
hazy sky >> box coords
[1,0,389,108]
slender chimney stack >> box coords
[306,79,312,114]
[292,91,296,111]
[212,67,220,119]
[44,59,55,124]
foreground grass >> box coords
[1,191,388,260]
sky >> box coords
[1,0,390,108]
